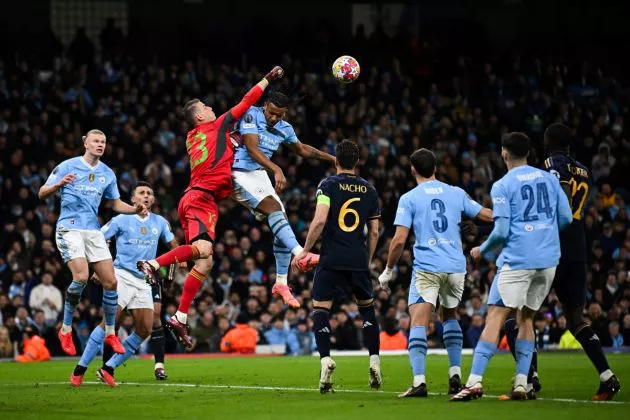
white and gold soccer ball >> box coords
[331,55,360,83]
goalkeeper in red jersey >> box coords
[138,66,284,347]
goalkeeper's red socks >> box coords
[153,245,200,268]
[173,268,206,323]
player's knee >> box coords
[358,301,377,323]
[193,258,212,275]
[192,240,213,259]
[137,322,152,339]
[311,307,330,330]
[102,277,118,291]
[72,268,89,283]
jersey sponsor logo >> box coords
[88,173,95,182]
[339,183,367,193]
[363,321,373,328]
[318,327,331,333]
[316,189,323,197]
[516,172,543,182]
[423,187,444,195]
[493,196,506,204]
[75,184,102,195]
[140,226,148,235]
[241,123,256,129]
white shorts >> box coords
[115,268,154,310]
[488,266,556,310]
[408,271,465,308]
[232,169,285,215]
[55,229,111,263]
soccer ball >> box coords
[332,55,360,83]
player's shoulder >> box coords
[62,156,82,168]
[154,213,170,226]
[275,118,294,131]
[100,161,115,175]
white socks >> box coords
[449,366,462,378]
[175,311,188,324]
[370,355,380,366]
[514,374,528,389]
[466,374,483,388]
[155,362,165,370]
[291,245,304,255]
[413,375,426,387]
[61,324,72,334]
[105,325,115,336]
[600,369,613,382]
[276,274,288,286]
[149,260,160,270]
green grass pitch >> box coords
[0,353,627,419]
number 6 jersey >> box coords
[544,153,590,262]
[394,180,482,273]
[316,174,380,271]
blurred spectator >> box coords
[379,317,407,350]
[190,311,220,353]
[28,272,62,324]
[287,319,316,355]
[220,313,258,354]
[264,317,290,348]
[15,327,50,363]
[0,326,13,357]
[466,314,484,349]
[608,321,624,348]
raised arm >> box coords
[243,134,287,193]
[229,66,284,121]
[286,141,336,165]
[109,199,148,217]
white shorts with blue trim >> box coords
[408,271,465,308]
[488,265,556,310]
[115,268,153,310]
[55,229,111,263]
[232,169,285,216]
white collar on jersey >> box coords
[135,214,151,222]
[80,156,101,170]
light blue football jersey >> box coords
[232,106,298,171]
[45,157,120,231]
[101,213,175,279]
[394,180,482,273]
[490,165,570,270]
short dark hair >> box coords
[335,139,360,170]
[266,91,290,108]
[545,123,572,150]
[132,181,153,195]
[410,148,437,178]
[502,132,530,159]
[183,99,201,125]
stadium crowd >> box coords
[1,23,630,360]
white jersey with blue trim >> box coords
[232,106,298,171]
[45,156,120,231]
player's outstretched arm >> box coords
[242,133,287,193]
[378,226,409,288]
[228,66,284,121]
[287,141,336,165]
[109,199,148,217]
[292,202,330,269]
[471,217,509,261]
[476,207,494,223]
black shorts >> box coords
[552,260,587,308]
[312,267,374,302]
[151,281,162,304]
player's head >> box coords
[82,129,106,158]
[184,99,216,126]
[131,181,155,209]
[264,91,289,127]
[410,148,437,179]
[544,123,572,153]
[501,132,530,163]
[335,139,360,171]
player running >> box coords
[378,148,493,398]
[292,140,381,393]
[38,129,148,356]
[138,66,284,348]
[451,132,573,402]
[503,123,620,400]
[69,181,178,387]
[232,91,336,307]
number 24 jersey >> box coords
[316,174,380,271]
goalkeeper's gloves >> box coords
[378,267,393,289]
[264,66,284,82]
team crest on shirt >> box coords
[88,173,95,182]
[140,226,148,235]
[99,176,106,184]
[152,227,158,235]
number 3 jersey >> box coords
[316,174,380,271]
[543,153,590,262]
[394,180,482,273]
[490,165,572,270]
